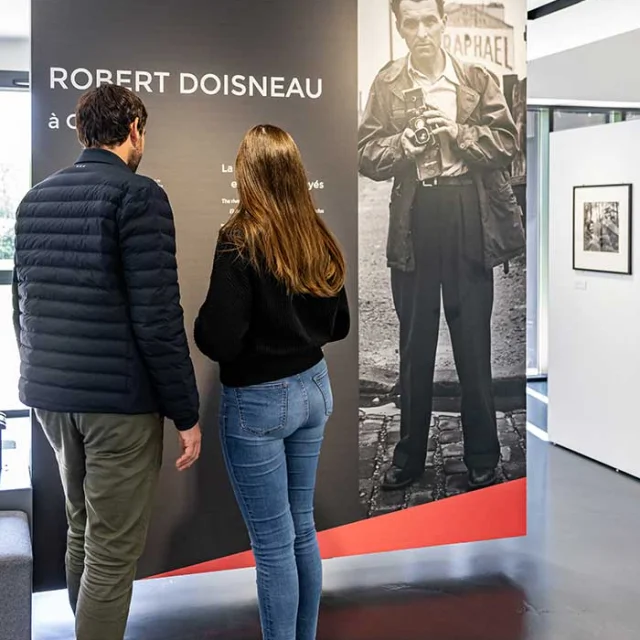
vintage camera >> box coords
[402,87,438,148]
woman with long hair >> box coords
[195,124,350,640]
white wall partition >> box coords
[0,0,29,70]
[548,119,640,479]
[0,38,29,71]
[528,28,640,106]
[527,0,640,61]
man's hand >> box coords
[176,423,202,471]
[401,128,428,158]
[423,109,459,139]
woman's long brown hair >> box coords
[221,124,346,297]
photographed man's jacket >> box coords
[12,149,200,430]
[358,55,525,272]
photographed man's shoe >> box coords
[468,467,498,490]
[381,465,421,491]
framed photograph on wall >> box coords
[573,184,633,275]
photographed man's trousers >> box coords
[35,410,164,640]
[390,179,500,476]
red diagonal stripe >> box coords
[152,478,526,579]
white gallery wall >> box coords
[0,0,29,71]
[0,38,29,71]
[527,0,640,105]
[528,28,640,105]
[527,0,640,61]
[548,119,640,479]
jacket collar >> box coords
[407,51,460,86]
[380,52,480,124]
[75,148,132,172]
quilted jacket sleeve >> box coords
[12,266,21,347]
[118,180,200,431]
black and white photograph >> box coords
[584,202,620,253]
[358,0,527,518]
[573,184,632,274]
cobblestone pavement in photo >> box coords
[359,404,527,518]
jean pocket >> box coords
[313,368,333,417]
[234,382,289,436]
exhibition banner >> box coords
[30,0,526,590]
[358,0,527,523]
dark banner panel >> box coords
[31,0,359,590]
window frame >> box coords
[526,107,550,378]
[0,70,29,279]
[0,70,30,417]
[526,103,640,380]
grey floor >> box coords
[33,431,640,639]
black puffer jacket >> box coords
[12,149,199,431]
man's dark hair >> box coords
[390,0,445,19]
[75,84,148,149]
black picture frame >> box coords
[572,183,633,275]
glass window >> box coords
[0,89,30,268]
[3,416,30,472]
[624,111,640,121]
[526,110,540,374]
[0,283,23,412]
[526,108,550,377]
[609,111,623,124]
[0,88,30,412]
[552,110,607,132]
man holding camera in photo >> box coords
[358,0,524,491]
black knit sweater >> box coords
[194,242,350,387]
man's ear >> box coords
[130,117,141,142]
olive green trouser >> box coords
[36,410,164,640]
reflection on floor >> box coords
[527,379,548,432]
[528,379,548,397]
[34,433,640,639]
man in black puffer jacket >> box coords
[12,84,201,640]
